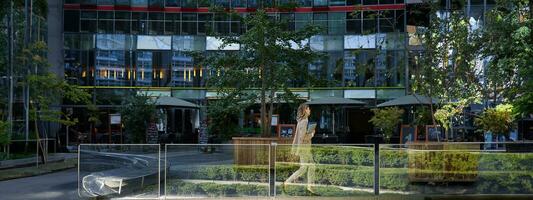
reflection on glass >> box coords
[95,50,128,86]
[78,144,160,198]
[165,145,270,197]
[276,144,375,196]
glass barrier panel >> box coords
[379,142,533,195]
[78,144,161,198]
[164,144,270,198]
[276,144,375,197]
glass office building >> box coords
[59,0,495,143]
[63,0,407,89]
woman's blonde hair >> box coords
[297,104,309,121]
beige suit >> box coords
[286,118,315,188]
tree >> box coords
[475,104,515,135]
[480,0,533,117]
[23,42,91,128]
[119,92,157,143]
[412,1,483,126]
[204,10,321,137]
[369,107,404,142]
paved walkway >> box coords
[0,168,78,200]
[0,153,77,170]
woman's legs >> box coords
[285,164,308,184]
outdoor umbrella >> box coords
[376,94,438,107]
[305,97,366,135]
[153,96,200,108]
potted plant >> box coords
[369,107,404,142]
[475,104,514,147]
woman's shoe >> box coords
[306,188,320,196]
[282,182,288,194]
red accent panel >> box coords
[130,6,148,11]
[63,4,80,9]
[97,5,114,11]
[64,4,405,12]
[79,4,97,10]
[312,7,329,12]
[114,5,131,11]
[293,7,313,12]
[164,7,182,12]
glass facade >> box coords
[63,1,409,88]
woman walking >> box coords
[283,103,318,195]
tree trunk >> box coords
[260,64,268,137]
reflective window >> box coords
[80,11,97,33]
[344,50,376,87]
[346,12,362,34]
[136,51,153,86]
[95,50,128,86]
[165,13,181,35]
[363,11,377,34]
[182,13,198,35]
[131,0,148,6]
[328,12,345,34]
[64,10,80,32]
[295,13,312,31]
[132,12,148,34]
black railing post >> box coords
[374,142,380,195]
[270,142,277,197]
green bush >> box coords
[478,152,533,171]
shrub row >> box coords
[165,179,374,197]
[176,163,533,193]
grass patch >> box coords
[0,159,77,181]
[0,152,36,161]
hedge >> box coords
[165,178,373,197]
[172,163,533,194]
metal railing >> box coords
[78,142,533,199]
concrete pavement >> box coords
[0,168,78,200]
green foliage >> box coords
[412,106,432,126]
[22,42,92,127]
[119,92,157,143]
[475,104,515,134]
[434,103,463,132]
[0,121,10,146]
[480,0,533,117]
[175,147,533,194]
[369,107,404,140]
[203,10,321,136]
[413,1,483,104]
[207,99,241,141]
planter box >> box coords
[407,143,480,183]
[232,137,292,165]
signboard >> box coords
[400,125,417,144]
[426,125,445,142]
[146,122,158,144]
[278,124,296,138]
[271,114,279,126]
[198,123,208,145]
[109,114,121,125]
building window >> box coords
[80,11,97,33]
[295,13,312,31]
[64,10,80,32]
[182,13,198,35]
[165,13,181,35]
[149,12,165,35]
[363,11,377,34]
[198,13,213,35]
[328,12,345,35]
[132,12,148,34]
[344,50,376,87]
[346,12,361,34]
[95,50,128,86]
